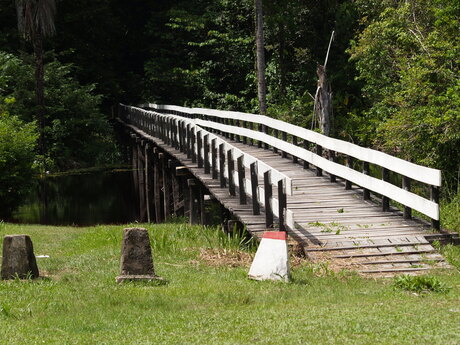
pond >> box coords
[11,167,137,226]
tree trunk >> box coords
[255,0,267,115]
[33,31,46,159]
[314,65,332,136]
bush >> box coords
[0,101,38,218]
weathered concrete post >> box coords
[116,227,160,283]
[1,235,39,280]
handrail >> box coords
[119,104,295,230]
[141,103,441,228]
[142,103,441,186]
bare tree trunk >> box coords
[255,0,267,115]
[314,65,332,136]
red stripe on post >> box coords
[263,231,287,241]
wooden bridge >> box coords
[116,104,459,276]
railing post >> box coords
[264,171,273,228]
[363,161,370,200]
[329,150,336,182]
[227,149,235,196]
[250,163,260,215]
[219,143,226,188]
[242,121,247,144]
[382,167,390,211]
[186,124,191,158]
[258,124,263,148]
[345,155,353,189]
[292,136,298,163]
[197,130,203,168]
[237,156,246,205]
[263,125,269,149]
[273,130,279,154]
[403,176,412,219]
[204,134,210,174]
[431,186,440,230]
[229,119,235,141]
[278,179,286,231]
[235,120,241,143]
[282,132,287,158]
[211,138,218,179]
[303,140,309,169]
[191,129,197,163]
[316,144,323,176]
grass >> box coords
[0,223,459,345]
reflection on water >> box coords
[11,168,137,226]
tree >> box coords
[0,98,38,219]
[254,0,267,114]
[15,0,56,161]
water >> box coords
[11,167,137,226]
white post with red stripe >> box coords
[248,231,289,282]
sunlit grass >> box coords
[0,223,459,345]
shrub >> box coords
[0,101,38,218]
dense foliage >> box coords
[0,0,458,219]
[0,52,116,170]
[0,100,37,217]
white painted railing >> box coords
[142,103,442,228]
[119,104,295,230]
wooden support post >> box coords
[382,167,390,211]
[219,143,226,188]
[169,160,182,216]
[278,179,286,231]
[363,162,370,200]
[264,171,273,228]
[188,179,199,225]
[263,125,269,149]
[191,130,197,163]
[211,139,218,179]
[153,148,163,223]
[242,121,247,144]
[403,176,412,219]
[273,130,279,153]
[235,120,241,143]
[186,124,191,159]
[229,119,234,141]
[431,186,440,230]
[292,136,298,163]
[345,156,353,189]
[237,156,246,204]
[199,186,206,225]
[204,134,210,174]
[137,140,147,222]
[250,163,260,215]
[144,143,152,223]
[282,132,287,158]
[316,145,323,176]
[329,150,336,182]
[227,149,235,196]
[161,153,171,218]
[258,124,262,148]
[131,135,139,218]
[197,131,203,168]
[303,140,309,169]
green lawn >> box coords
[0,222,459,345]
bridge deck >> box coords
[121,118,455,276]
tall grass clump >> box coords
[393,275,451,293]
